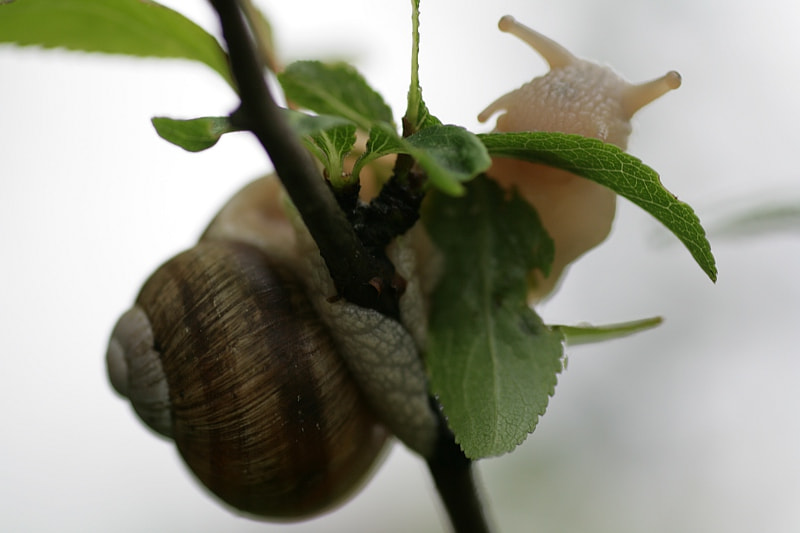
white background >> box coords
[1,0,799,531]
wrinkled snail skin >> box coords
[479,15,681,301]
[107,174,439,520]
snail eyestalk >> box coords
[497,15,576,69]
[621,70,682,118]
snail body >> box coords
[107,176,438,520]
[106,13,682,521]
[479,16,681,300]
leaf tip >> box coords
[708,263,719,283]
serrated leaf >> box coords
[363,124,406,158]
[304,124,357,187]
[406,126,491,193]
[402,0,440,133]
[278,61,394,130]
[151,116,239,152]
[413,99,443,131]
[308,125,357,162]
[282,110,358,184]
[0,0,234,89]
[553,317,663,346]
[403,0,441,133]
[350,124,406,186]
[478,132,718,282]
[356,124,489,196]
[425,176,563,459]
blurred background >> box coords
[1,0,798,531]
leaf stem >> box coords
[404,0,422,134]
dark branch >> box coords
[425,397,492,533]
[207,3,492,532]
[209,0,400,318]
[351,168,425,254]
[427,444,492,533]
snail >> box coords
[107,175,439,520]
[106,13,682,521]
[478,15,681,301]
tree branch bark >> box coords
[207,3,492,532]
[427,422,493,533]
[209,0,400,318]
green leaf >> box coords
[407,125,491,194]
[425,176,563,459]
[304,124,358,188]
[151,110,357,154]
[151,116,239,152]
[478,132,718,282]
[404,0,422,129]
[350,124,407,187]
[357,124,490,196]
[278,61,394,130]
[0,0,234,89]
[553,317,663,346]
[402,0,441,133]
[709,201,800,238]
[283,109,355,137]
[362,124,406,159]
[282,110,359,185]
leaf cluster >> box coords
[0,0,716,459]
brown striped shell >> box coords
[106,239,389,519]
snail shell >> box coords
[107,239,389,519]
[107,175,439,519]
[479,16,681,301]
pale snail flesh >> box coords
[107,175,438,519]
[479,16,681,301]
